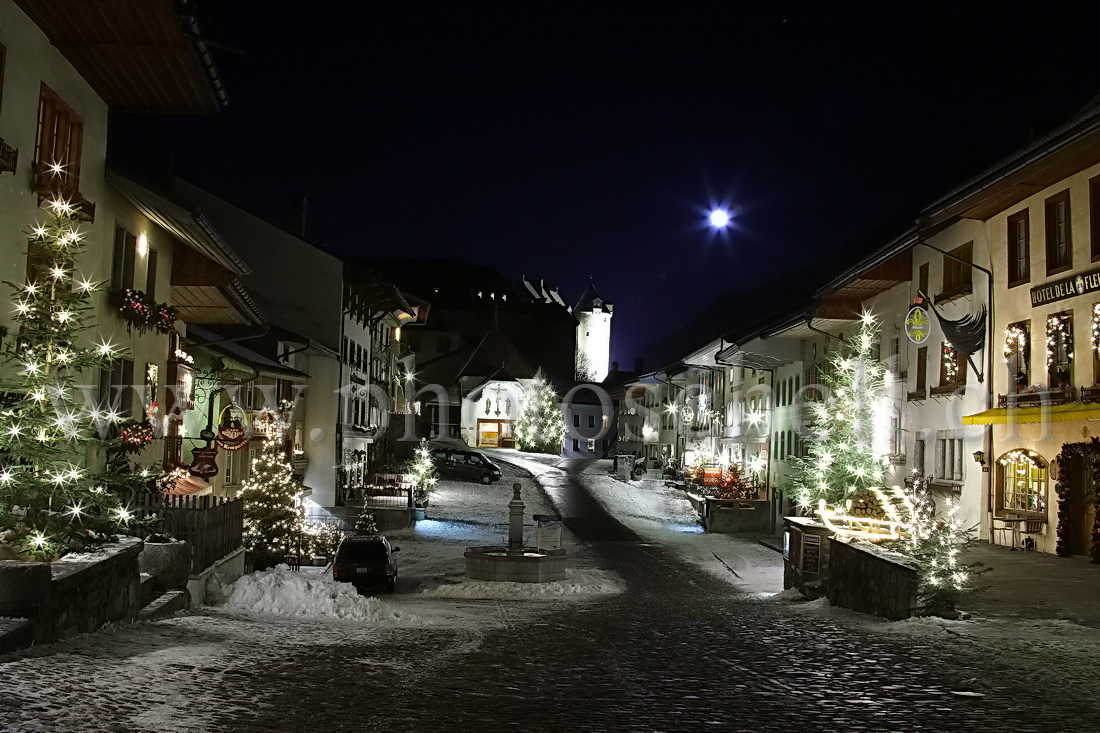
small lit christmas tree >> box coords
[788,312,891,512]
[878,477,987,616]
[713,463,755,500]
[404,439,438,506]
[514,370,564,454]
[240,412,302,569]
[354,506,378,535]
[0,193,137,559]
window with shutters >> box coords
[1007,209,1030,286]
[34,86,83,191]
[1045,190,1072,275]
[934,430,964,483]
[939,242,973,301]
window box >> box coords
[933,283,973,304]
[112,288,176,336]
[0,138,16,174]
[30,162,95,222]
[998,386,1076,407]
[906,389,926,402]
[930,384,964,397]
[1080,386,1100,403]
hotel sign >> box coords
[1031,268,1100,307]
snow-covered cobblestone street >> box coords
[1,456,1098,732]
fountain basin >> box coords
[464,546,567,583]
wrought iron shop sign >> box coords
[1031,268,1100,307]
[904,305,931,345]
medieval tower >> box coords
[573,282,613,382]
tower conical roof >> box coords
[574,282,612,314]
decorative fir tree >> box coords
[788,312,891,512]
[878,477,987,617]
[713,463,755,501]
[240,413,302,569]
[404,439,438,506]
[514,370,564,454]
[354,506,378,535]
[0,193,136,559]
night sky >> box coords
[111,3,1100,368]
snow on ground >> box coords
[570,460,784,594]
[420,568,624,599]
[221,565,419,623]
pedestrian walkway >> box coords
[959,543,1100,627]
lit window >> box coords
[998,450,1047,513]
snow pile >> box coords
[221,565,417,622]
[765,587,809,602]
[420,568,624,599]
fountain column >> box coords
[508,482,525,554]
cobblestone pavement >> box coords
[1,465,1097,732]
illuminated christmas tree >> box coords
[514,370,564,454]
[873,477,987,616]
[788,312,891,512]
[405,439,438,506]
[240,413,302,568]
[713,463,755,501]
[0,191,136,559]
[354,506,378,535]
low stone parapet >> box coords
[704,498,770,533]
[827,538,918,620]
[35,537,143,644]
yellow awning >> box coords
[962,402,1100,425]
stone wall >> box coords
[18,537,143,645]
[704,499,770,533]
[827,538,918,620]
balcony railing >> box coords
[998,386,1076,408]
[1080,386,1100,403]
[30,162,95,222]
[0,139,17,174]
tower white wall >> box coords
[577,310,613,382]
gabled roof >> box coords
[107,169,250,276]
[456,327,536,381]
[924,94,1100,225]
[16,0,227,114]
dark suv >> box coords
[332,535,399,592]
[431,448,503,484]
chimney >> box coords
[289,194,307,237]
[634,357,643,373]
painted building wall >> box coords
[863,222,991,538]
[986,159,1100,554]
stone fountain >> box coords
[464,483,567,583]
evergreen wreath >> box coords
[1053,438,1100,561]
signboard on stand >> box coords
[533,514,562,551]
[801,533,821,574]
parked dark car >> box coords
[431,448,503,484]
[332,535,399,592]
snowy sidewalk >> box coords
[484,450,785,595]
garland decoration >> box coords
[1046,313,1072,370]
[118,288,176,336]
[1003,324,1027,360]
[1092,303,1100,355]
[118,419,155,447]
[1053,438,1100,559]
[997,449,1044,470]
[942,341,959,383]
